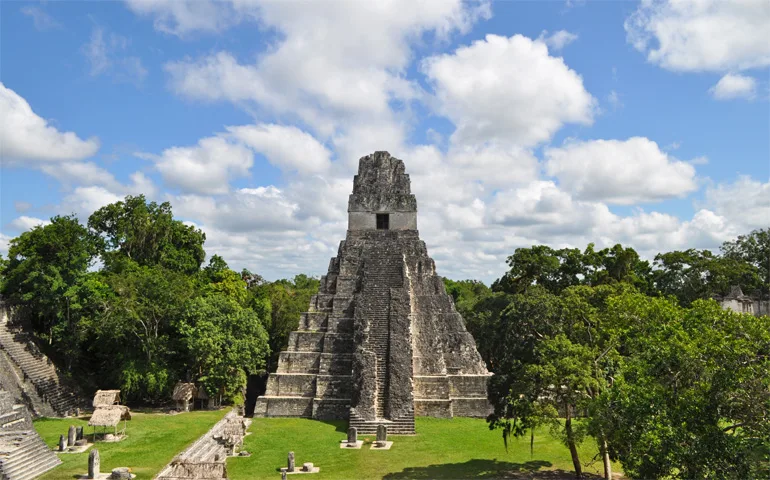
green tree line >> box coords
[0,195,317,405]
[446,231,770,479]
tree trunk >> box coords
[565,404,582,478]
[600,434,612,480]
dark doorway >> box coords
[245,374,266,417]
[376,213,390,230]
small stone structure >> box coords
[716,286,770,316]
[255,152,492,435]
[287,451,295,472]
[77,426,84,440]
[172,382,197,412]
[59,434,66,451]
[88,448,100,478]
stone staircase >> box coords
[349,243,415,435]
[0,430,61,480]
[155,410,247,480]
[0,390,61,480]
[0,312,79,417]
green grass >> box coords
[33,409,227,480]
[228,417,622,479]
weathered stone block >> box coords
[277,352,320,374]
[266,374,316,397]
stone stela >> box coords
[255,151,492,435]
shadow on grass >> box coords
[316,419,348,434]
[383,459,601,479]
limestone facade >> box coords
[717,286,770,317]
[255,151,491,434]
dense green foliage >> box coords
[450,231,770,479]
[0,196,276,404]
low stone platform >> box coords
[370,441,393,450]
[338,440,363,449]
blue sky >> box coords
[1,0,768,282]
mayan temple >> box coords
[254,151,491,434]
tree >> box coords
[1,215,98,348]
[591,295,770,479]
[721,228,770,293]
[492,244,652,296]
[179,295,270,402]
[98,263,196,402]
[89,195,206,274]
[652,248,761,306]
[249,275,319,371]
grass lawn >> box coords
[228,417,622,479]
[33,409,227,480]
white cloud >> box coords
[124,0,247,36]
[422,34,595,147]
[544,137,698,204]
[21,6,62,31]
[541,30,578,50]
[61,186,124,217]
[82,27,148,84]
[163,1,489,134]
[709,73,757,100]
[227,124,331,175]
[146,135,254,195]
[40,162,121,190]
[0,83,99,163]
[625,0,770,73]
[6,216,51,232]
[0,233,11,258]
[701,176,770,232]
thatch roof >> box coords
[92,389,120,408]
[89,405,131,427]
[172,382,197,402]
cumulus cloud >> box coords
[61,186,124,217]
[124,0,248,36]
[163,1,489,134]
[0,83,99,163]
[625,0,770,73]
[144,135,254,195]
[541,30,578,50]
[544,137,698,204]
[709,73,757,100]
[422,34,595,147]
[6,216,51,232]
[227,124,331,175]
[701,176,770,232]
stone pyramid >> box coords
[254,151,491,434]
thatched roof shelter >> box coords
[89,405,131,427]
[92,389,120,408]
[172,382,197,402]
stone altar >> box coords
[255,151,492,434]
